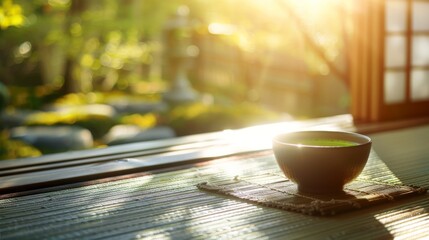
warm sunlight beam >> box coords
[358,149,402,185]
[375,206,429,239]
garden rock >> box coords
[45,104,117,118]
[108,101,168,115]
[0,109,43,129]
[10,126,93,153]
[104,124,176,146]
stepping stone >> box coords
[104,124,176,146]
[9,126,93,153]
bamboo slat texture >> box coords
[0,124,428,239]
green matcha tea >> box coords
[297,138,359,147]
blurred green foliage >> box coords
[1,0,347,90]
[119,113,158,129]
[164,102,279,136]
[0,0,25,29]
[7,85,62,109]
[26,111,117,139]
[0,0,348,159]
[0,131,41,160]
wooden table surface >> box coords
[0,115,428,239]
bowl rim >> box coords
[272,130,372,148]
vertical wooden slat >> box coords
[370,0,385,122]
[350,0,385,122]
[350,1,361,121]
[361,0,370,121]
[405,0,412,102]
[350,0,367,122]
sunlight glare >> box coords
[220,121,306,153]
[208,23,236,35]
[375,206,428,238]
[214,160,246,178]
[18,41,31,55]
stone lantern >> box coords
[162,5,199,104]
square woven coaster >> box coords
[197,173,427,216]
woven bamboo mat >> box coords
[197,173,427,216]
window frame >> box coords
[351,0,429,122]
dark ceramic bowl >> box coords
[272,131,372,194]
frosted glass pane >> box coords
[386,0,407,32]
[411,70,429,101]
[385,36,407,67]
[412,36,429,66]
[412,2,429,31]
[384,71,406,104]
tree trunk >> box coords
[60,0,86,94]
